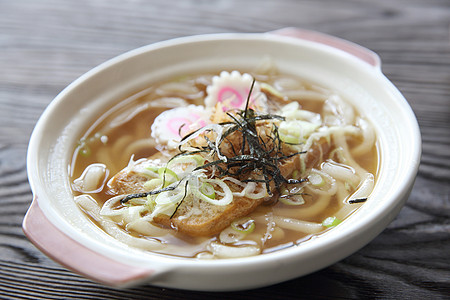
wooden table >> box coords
[1,0,449,298]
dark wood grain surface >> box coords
[1,0,449,299]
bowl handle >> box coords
[269,27,381,68]
[22,197,154,287]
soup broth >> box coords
[70,69,378,259]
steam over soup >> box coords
[71,69,378,259]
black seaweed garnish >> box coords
[170,181,189,218]
[121,78,306,207]
[348,197,368,204]
[186,78,306,196]
[121,186,176,204]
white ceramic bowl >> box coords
[23,28,421,291]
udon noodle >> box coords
[70,66,378,259]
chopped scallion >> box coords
[308,173,324,187]
[279,193,305,205]
[146,195,156,211]
[191,154,205,166]
[322,216,341,227]
[146,166,159,173]
[79,145,91,157]
[158,167,178,187]
[200,182,216,199]
[144,178,162,190]
[231,217,255,234]
[279,133,300,144]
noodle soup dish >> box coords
[71,69,378,259]
[24,31,421,290]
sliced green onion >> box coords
[279,120,320,145]
[191,154,205,166]
[190,179,233,206]
[231,217,255,234]
[158,167,178,186]
[144,178,162,190]
[200,182,216,199]
[168,154,205,167]
[260,82,284,99]
[146,166,159,173]
[279,122,302,144]
[322,216,341,227]
[279,193,305,206]
[308,172,324,187]
[344,181,352,191]
[79,145,91,157]
[280,134,301,144]
[146,195,156,211]
[220,226,246,244]
[281,101,300,113]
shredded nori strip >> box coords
[170,181,189,218]
[121,185,176,204]
[348,197,368,204]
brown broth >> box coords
[70,72,378,258]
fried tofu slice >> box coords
[108,159,270,236]
[107,136,329,237]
